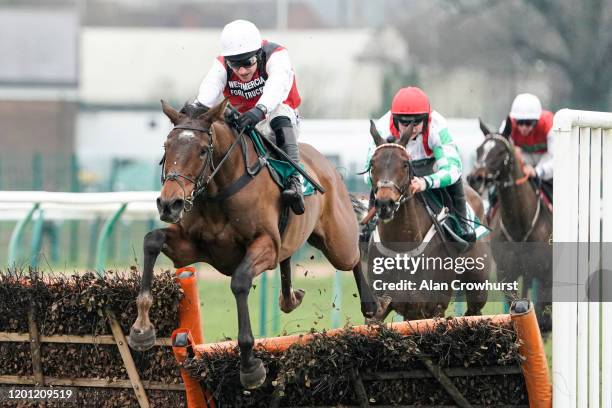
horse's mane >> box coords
[179,101,209,119]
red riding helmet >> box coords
[389,86,432,139]
[391,87,430,115]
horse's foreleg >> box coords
[232,235,276,389]
[128,228,166,351]
[278,257,305,313]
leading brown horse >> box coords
[365,123,490,321]
[127,100,379,389]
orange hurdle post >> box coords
[172,267,214,408]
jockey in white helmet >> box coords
[499,93,555,200]
[499,93,555,181]
[194,19,304,215]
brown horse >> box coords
[365,123,490,321]
[127,100,379,389]
[468,120,552,328]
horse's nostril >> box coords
[170,199,184,212]
[156,197,162,208]
[375,199,394,212]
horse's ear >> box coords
[201,98,229,122]
[501,115,512,138]
[369,120,385,146]
[479,118,492,136]
[161,100,182,125]
[397,123,414,147]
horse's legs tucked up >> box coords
[232,235,277,389]
[278,257,305,313]
[307,231,379,319]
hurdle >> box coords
[172,285,552,407]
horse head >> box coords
[468,118,515,194]
[367,120,415,221]
[157,99,229,223]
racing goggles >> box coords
[393,114,428,128]
[516,119,538,127]
[226,55,258,70]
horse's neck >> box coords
[497,157,538,237]
[378,197,432,244]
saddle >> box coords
[412,159,472,246]
[420,189,473,249]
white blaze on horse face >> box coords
[481,139,496,162]
[178,130,195,141]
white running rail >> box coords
[553,109,612,408]
[0,191,159,220]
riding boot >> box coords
[359,189,377,243]
[271,118,305,215]
[446,180,476,242]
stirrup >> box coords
[461,224,476,243]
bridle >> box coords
[476,134,542,242]
[369,143,415,213]
[474,134,529,189]
[159,121,245,212]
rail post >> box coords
[94,203,127,275]
[8,203,40,266]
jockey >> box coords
[362,87,475,243]
[499,93,554,200]
[194,19,304,215]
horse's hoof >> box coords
[365,317,380,325]
[240,358,266,389]
[361,300,379,319]
[364,295,392,322]
[279,289,305,313]
[128,325,156,351]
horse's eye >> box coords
[200,148,207,156]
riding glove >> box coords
[238,106,266,129]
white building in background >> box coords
[79,26,407,118]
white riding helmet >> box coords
[220,20,262,57]
[509,93,542,120]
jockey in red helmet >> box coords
[361,86,476,243]
[193,19,304,215]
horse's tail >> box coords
[349,193,369,222]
